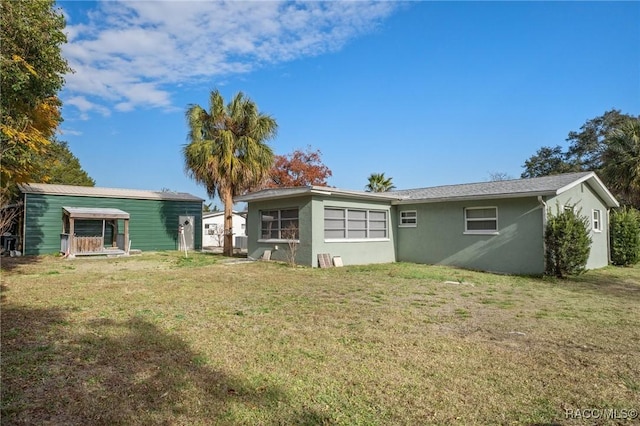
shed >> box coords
[18,183,204,256]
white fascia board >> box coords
[555,172,619,208]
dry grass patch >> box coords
[1,252,639,425]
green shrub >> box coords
[545,205,591,278]
[610,207,640,266]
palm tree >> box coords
[602,118,640,208]
[365,172,396,192]
[183,89,277,256]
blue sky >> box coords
[57,1,640,205]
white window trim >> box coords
[324,238,390,243]
[592,209,602,233]
[399,210,417,228]
[258,238,300,243]
[464,206,499,235]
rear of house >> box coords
[236,172,618,275]
[395,197,545,275]
[19,183,203,256]
[240,188,397,266]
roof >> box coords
[235,172,619,208]
[202,210,246,219]
[391,171,618,207]
[234,186,402,203]
[63,206,130,220]
[19,183,204,202]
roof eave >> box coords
[235,186,401,203]
[392,191,557,205]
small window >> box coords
[400,210,417,227]
[465,207,498,234]
[260,208,299,240]
[592,209,602,232]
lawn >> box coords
[1,252,639,425]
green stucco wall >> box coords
[396,197,545,275]
[311,197,396,267]
[245,196,314,265]
[547,182,611,269]
[23,193,202,255]
[245,195,396,267]
[243,180,613,274]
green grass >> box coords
[1,252,639,425]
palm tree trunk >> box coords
[222,189,234,256]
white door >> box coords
[179,215,195,250]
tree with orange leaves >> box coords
[267,146,332,188]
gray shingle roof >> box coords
[391,172,595,202]
[235,172,619,208]
[19,183,204,202]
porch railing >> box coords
[74,236,104,253]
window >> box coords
[592,209,602,232]
[400,210,417,227]
[464,207,498,234]
[324,208,388,240]
[260,208,299,240]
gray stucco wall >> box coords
[396,197,545,275]
[547,182,611,269]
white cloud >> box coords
[60,0,398,117]
[65,95,111,120]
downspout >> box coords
[606,208,612,265]
[538,196,547,273]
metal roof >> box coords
[63,206,130,219]
[19,183,204,202]
[234,172,619,208]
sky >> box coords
[57,0,640,205]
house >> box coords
[18,183,203,256]
[234,172,619,274]
[202,210,246,247]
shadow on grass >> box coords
[0,255,44,273]
[555,266,640,301]
[1,304,329,425]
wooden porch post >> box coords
[109,220,118,247]
[124,219,130,254]
[69,217,75,256]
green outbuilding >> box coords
[18,183,203,256]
